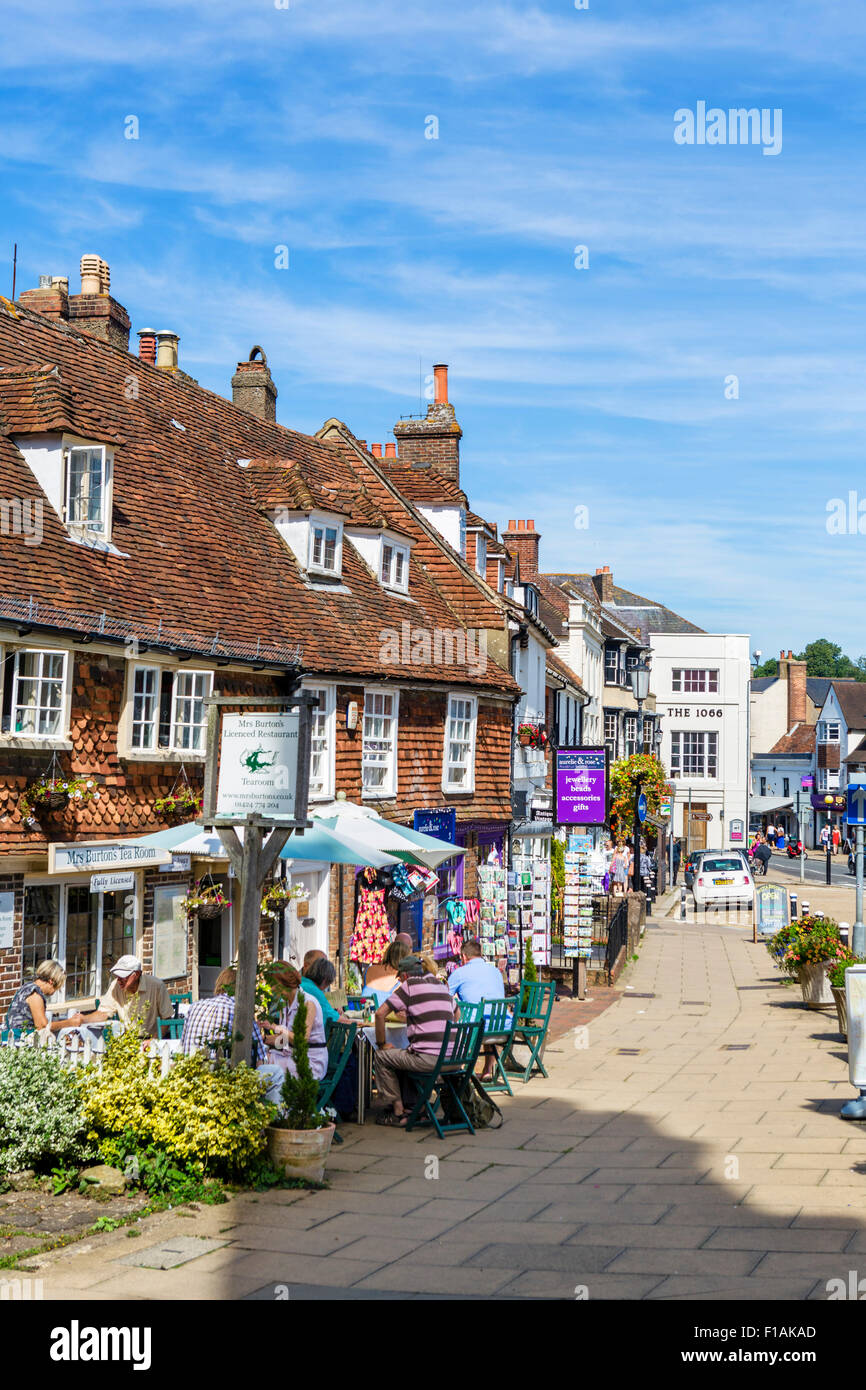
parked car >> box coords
[692,854,755,913]
[683,851,704,889]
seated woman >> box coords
[5,960,86,1036]
[260,963,329,1082]
[362,938,412,1007]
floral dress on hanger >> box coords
[349,866,392,966]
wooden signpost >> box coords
[201,690,317,1066]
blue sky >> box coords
[3,0,866,661]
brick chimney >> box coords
[67,256,131,351]
[591,565,614,604]
[502,519,541,579]
[393,362,462,484]
[778,649,807,727]
[231,346,277,422]
[18,275,70,323]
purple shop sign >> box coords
[555,748,608,826]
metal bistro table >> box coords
[353,1020,410,1124]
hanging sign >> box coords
[0,892,14,950]
[555,747,608,826]
[216,712,299,821]
[413,808,457,842]
[48,841,172,874]
[90,872,135,894]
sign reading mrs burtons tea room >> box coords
[215,712,299,821]
[48,841,173,874]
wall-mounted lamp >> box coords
[346,701,359,732]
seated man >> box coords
[373,954,455,1127]
[180,967,266,1062]
[86,955,171,1039]
[447,938,506,1081]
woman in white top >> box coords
[259,962,329,1082]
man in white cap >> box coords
[89,956,171,1038]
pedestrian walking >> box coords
[820,823,831,852]
[672,838,682,886]
[832,824,841,855]
[766,823,776,849]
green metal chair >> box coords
[404,1020,484,1140]
[170,991,192,1018]
[157,1016,184,1040]
[502,980,556,1083]
[0,1028,22,1044]
[479,997,518,1095]
[455,999,483,1024]
[317,1020,358,1144]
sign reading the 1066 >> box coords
[216,713,299,821]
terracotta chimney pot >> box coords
[433,363,448,405]
[371,443,382,457]
[384,443,397,458]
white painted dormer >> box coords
[345,527,413,596]
[417,504,466,557]
[14,432,117,550]
[272,507,345,581]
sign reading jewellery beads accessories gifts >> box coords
[555,747,608,826]
[563,833,596,960]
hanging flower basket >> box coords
[19,774,99,828]
[154,786,203,823]
[180,878,230,920]
[517,723,548,750]
[261,881,310,920]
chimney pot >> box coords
[527,519,535,530]
[384,442,397,458]
[433,363,448,405]
[371,443,382,457]
[508,520,517,531]
[80,254,109,296]
[137,328,157,364]
[155,330,179,370]
[517,519,526,531]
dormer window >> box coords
[309,518,342,577]
[524,584,538,617]
[475,535,487,578]
[381,540,410,593]
[65,445,111,538]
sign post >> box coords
[554,749,608,1003]
[846,784,866,958]
[202,690,317,1067]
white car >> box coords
[692,853,754,912]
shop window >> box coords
[64,885,99,999]
[22,885,60,980]
[129,666,212,753]
[1,648,68,737]
[100,890,131,991]
[443,694,477,793]
[362,688,399,797]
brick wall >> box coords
[0,874,23,1014]
[141,870,194,994]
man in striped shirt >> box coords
[374,955,456,1126]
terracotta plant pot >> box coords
[266,1123,335,1183]
[518,731,532,747]
[832,985,848,1039]
[797,961,835,1010]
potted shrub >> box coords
[19,774,99,827]
[265,994,335,1183]
[829,954,866,1039]
[766,914,847,1009]
[154,786,202,822]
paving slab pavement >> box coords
[30,909,866,1301]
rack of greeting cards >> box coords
[562,833,604,963]
[476,861,507,961]
[505,838,552,982]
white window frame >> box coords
[5,647,69,739]
[670,730,719,779]
[22,878,139,1003]
[305,683,336,801]
[380,538,410,593]
[64,444,112,539]
[362,687,399,799]
[442,693,477,793]
[308,514,343,577]
[817,767,840,793]
[475,535,487,578]
[127,664,213,754]
[818,721,841,742]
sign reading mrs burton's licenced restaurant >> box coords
[215,712,299,821]
[555,747,608,826]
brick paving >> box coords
[30,901,866,1300]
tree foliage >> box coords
[754,639,866,682]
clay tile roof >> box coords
[831,682,866,730]
[0,362,78,434]
[768,724,817,755]
[375,463,467,506]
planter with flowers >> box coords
[19,774,99,828]
[180,877,230,920]
[154,786,202,823]
[829,954,866,1039]
[766,914,847,1009]
[517,723,548,750]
